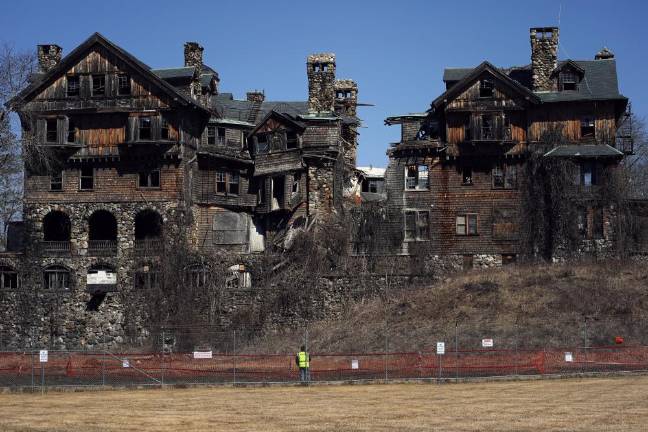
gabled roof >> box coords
[248,110,306,136]
[552,59,585,76]
[431,61,540,110]
[442,59,626,104]
[7,32,209,114]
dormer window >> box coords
[559,71,578,91]
[479,79,494,98]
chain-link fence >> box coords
[2,319,648,389]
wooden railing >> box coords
[88,240,117,256]
[41,241,71,254]
[134,238,163,256]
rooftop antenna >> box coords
[557,3,571,59]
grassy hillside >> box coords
[252,260,648,353]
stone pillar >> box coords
[334,79,358,117]
[184,42,204,71]
[37,44,62,73]
[530,27,559,92]
[307,53,336,113]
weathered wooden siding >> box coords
[447,78,524,111]
[528,101,617,142]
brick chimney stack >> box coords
[530,27,559,92]
[307,53,336,113]
[37,44,62,73]
[184,42,204,72]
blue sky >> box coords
[1,0,645,167]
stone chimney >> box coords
[595,47,615,60]
[334,79,358,117]
[37,44,62,73]
[530,27,559,92]
[184,42,204,72]
[307,53,336,113]
[246,91,265,103]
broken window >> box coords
[256,134,269,154]
[139,169,160,188]
[91,74,105,96]
[160,117,170,140]
[479,79,494,98]
[134,209,163,240]
[405,165,428,190]
[577,207,588,239]
[117,73,131,95]
[67,118,76,143]
[215,171,239,196]
[43,211,71,241]
[186,265,207,289]
[134,267,160,290]
[212,211,248,245]
[206,126,216,145]
[50,170,63,191]
[217,127,226,145]
[462,167,473,185]
[292,172,301,195]
[270,132,284,151]
[256,178,266,205]
[0,266,19,289]
[272,176,285,209]
[66,75,80,97]
[46,118,58,143]
[480,115,495,140]
[503,115,512,140]
[404,210,430,241]
[138,117,152,140]
[492,165,517,189]
[456,214,478,235]
[559,71,578,91]
[592,208,604,239]
[363,178,384,193]
[580,162,597,187]
[580,117,595,139]
[80,166,94,190]
[286,131,298,149]
[43,266,70,290]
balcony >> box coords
[134,238,163,256]
[88,240,117,256]
[41,241,71,255]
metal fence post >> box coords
[384,327,388,381]
[161,330,165,387]
[102,334,106,386]
[455,321,459,380]
[233,330,237,385]
[31,349,35,389]
[515,322,519,376]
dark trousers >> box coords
[299,367,310,382]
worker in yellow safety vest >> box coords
[295,345,310,382]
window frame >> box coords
[138,116,152,141]
[66,75,80,97]
[462,167,473,186]
[479,79,494,98]
[43,266,71,291]
[0,266,19,290]
[138,169,161,189]
[45,118,58,143]
[580,117,596,139]
[160,117,170,140]
[50,169,63,191]
[207,125,217,145]
[117,73,131,96]
[492,164,517,190]
[134,269,160,290]
[405,164,429,191]
[79,166,94,191]
[404,209,431,242]
[456,213,479,236]
[215,170,240,196]
[559,71,578,91]
[91,74,106,97]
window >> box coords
[364,179,383,193]
[286,131,298,149]
[186,265,207,289]
[405,165,428,190]
[207,125,216,145]
[46,118,58,143]
[67,118,76,143]
[492,165,517,189]
[404,210,430,241]
[44,266,70,290]
[66,75,80,97]
[560,72,578,91]
[217,127,226,145]
[577,208,588,239]
[134,268,160,290]
[215,171,239,196]
[580,117,595,139]
[117,73,130,95]
[50,170,63,191]
[0,266,19,289]
[592,208,604,239]
[503,115,512,140]
[256,134,269,154]
[139,117,152,140]
[80,167,94,190]
[580,162,597,187]
[480,115,494,140]
[139,169,160,188]
[479,79,494,98]
[91,74,105,96]
[160,117,170,140]
[456,214,478,235]
[462,167,473,185]
[292,173,301,195]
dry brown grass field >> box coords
[1,376,647,431]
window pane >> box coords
[46,119,57,142]
[404,212,416,240]
[92,75,105,96]
[139,117,152,140]
[117,74,131,95]
[216,171,226,193]
[504,165,517,189]
[229,172,239,195]
[67,76,79,97]
[418,165,429,189]
[492,166,504,188]
[456,216,466,235]
[468,215,478,234]
[417,211,430,239]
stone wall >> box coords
[530,27,559,92]
[307,53,336,113]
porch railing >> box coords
[88,240,117,256]
[134,238,163,256]
[41,241,71,254]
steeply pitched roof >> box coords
[442,59,626,103]
[152,67,195,80]
[7,33,209,114]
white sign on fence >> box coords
[482,338,494,348]
[436,342,445,355]
[351,359,359,370]
[193,351,213,359]
[39,350,48,363]
[565,352,573,362]
[122,359,130,368]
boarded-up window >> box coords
[213,212,248,245]
[492,208,518,240]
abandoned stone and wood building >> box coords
[0,27,643,349]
